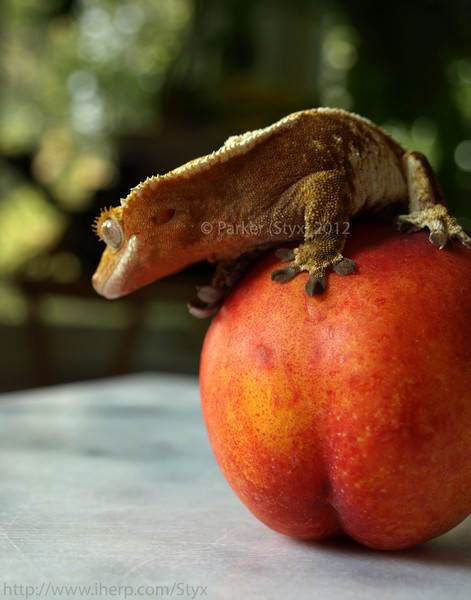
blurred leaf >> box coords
[0,183,65,274]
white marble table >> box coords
[0,374,469,599]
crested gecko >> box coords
[92,108,471,317]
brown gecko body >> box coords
[92,108,470,316]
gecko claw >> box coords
[271,265,300,283]
[305,274,327,296]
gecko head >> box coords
[91,177,191,299]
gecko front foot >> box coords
[271,239,356,296]
[187,296,221,319]
[188,250,265,318]
[188,281,232,318]
[396,204,471,250]
[187,285,225,318]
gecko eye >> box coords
[101,218,123,249]
[93,207,124,248]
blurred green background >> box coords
[1,0,470,391]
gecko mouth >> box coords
[92,234,139,299]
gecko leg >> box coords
[271,171,356,295]
[396,152,471,249]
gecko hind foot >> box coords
[396,204,471,250]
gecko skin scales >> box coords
[92,108,471,317]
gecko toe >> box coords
[333,257,356,275]
[461,236,471,250]
[275,248,296,262]
[187,299,220,319]
[429,231,449,249]
[271,265,300,283]
[305,274,327,296]
[196,285,225,304]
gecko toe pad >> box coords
[275,247,296,262]
[187,299,220,319]
[429,231,450,249]
[271,265,301,283]
[190,284,228,318]
[332,257,357,275]
[196,285,225,304]
[271,248,299,282]
[305,274,327,296]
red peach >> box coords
[200,223,471,550]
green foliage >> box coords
[0,0,192,283]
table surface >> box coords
[0,374,469,600]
